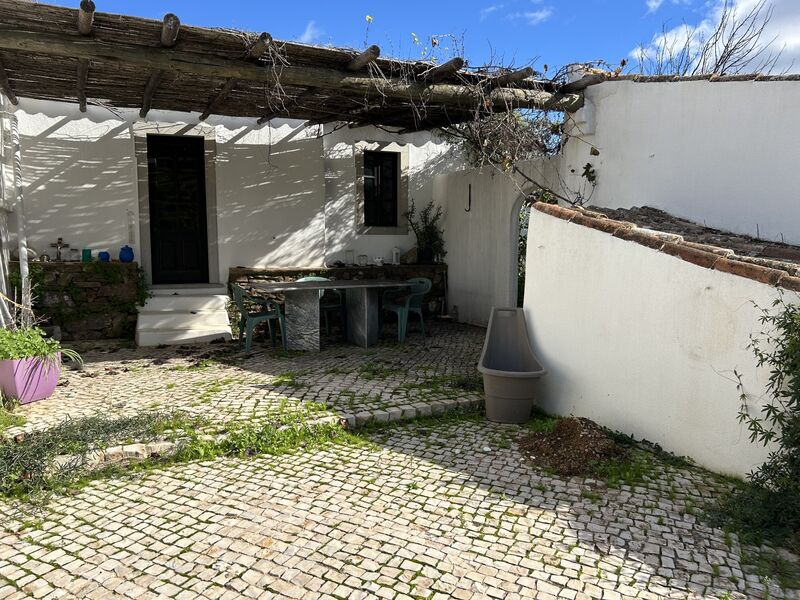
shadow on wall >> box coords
[17,113,137,258]
[324,137,461,262]
[215,120,326,271]
[14,103,328,274]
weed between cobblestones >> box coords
[0,404,360,510]
[0,401,26,436]
[0,411,201,501]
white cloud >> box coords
[297,20,322,44]
[646,0,665,12]
[506,7,553,26]
[480,4,504,20]
[634,0,800,73]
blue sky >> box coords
[48,0,800,73]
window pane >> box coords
[363,151,399,227]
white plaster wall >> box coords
[523,208,782,476]
[0,95,15,211]
[433,159,558,327]
[323,126,459,264]
[11,98,325,281]
[559,79,800,244]
[212,119,325,280]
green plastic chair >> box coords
[231,283,286,353]
[296,276,346,337]
[381,277,432,342]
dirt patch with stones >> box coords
[519,416,626,476]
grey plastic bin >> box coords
[478,308,546,424]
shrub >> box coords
[717,295,800,549]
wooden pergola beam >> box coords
[488,67,534,88]
[0,29,584,112]
[0,56,17,105]
[77,59,89,111]
[76,0,95,112]
[77,0,95,35]
[199,77,236,121]
[560,73,606,94]
[423,57,464,82]
[346,45,380,71]
[257,110,281,125]
[139,71,162,117]
[248,32,272,58]
[160,13,181,48]
[139,14,181,118]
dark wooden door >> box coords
[147,135,209,284]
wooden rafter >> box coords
[139,14,181,118]
[77,0,95,35]
[488,67,534,88]
[423,57,465,83]
[76,1,94,112]
[346,45,380,71]
[160,13,180,48]
[76,59,89,112]
[248,32,272,59]
[0,56,17,105]
[199,77,236,121]
[256,111,280,125]
[559,73,607,93]
[199,31,272,121]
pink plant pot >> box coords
[0,354,60,404]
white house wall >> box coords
[559,79,800,244]
[433,158,559,326]
[523,207,780,476]
[11,98,325,281]
[323,126,459,265]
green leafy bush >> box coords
[405,200,446,264]
[0,327,81,365]
[716,295,800,550]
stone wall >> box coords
[229,264,448,315]
[11,261,144,340]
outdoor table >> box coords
[250,280,410,352]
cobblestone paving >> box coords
[1,418,798,599]
[6,322,484,438]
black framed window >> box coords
[363,151,399,227]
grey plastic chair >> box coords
[381,277,432,342]
[231,284,286,353]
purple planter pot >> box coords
[0,354,60,404]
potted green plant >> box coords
[0,327,82,404]
[406,200,446,264]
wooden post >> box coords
[160,14,181,48]
[77,0,95,35]
[0,57,17,105]
[248,32,272,58]
[199,77,236,121]
[77,59,89,112]
[346,45,380,71]
[423,57,464,82]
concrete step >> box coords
[135,327,233,347]
[137,310,231,330]
[149,285,228,297]
[143,294,229,312]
